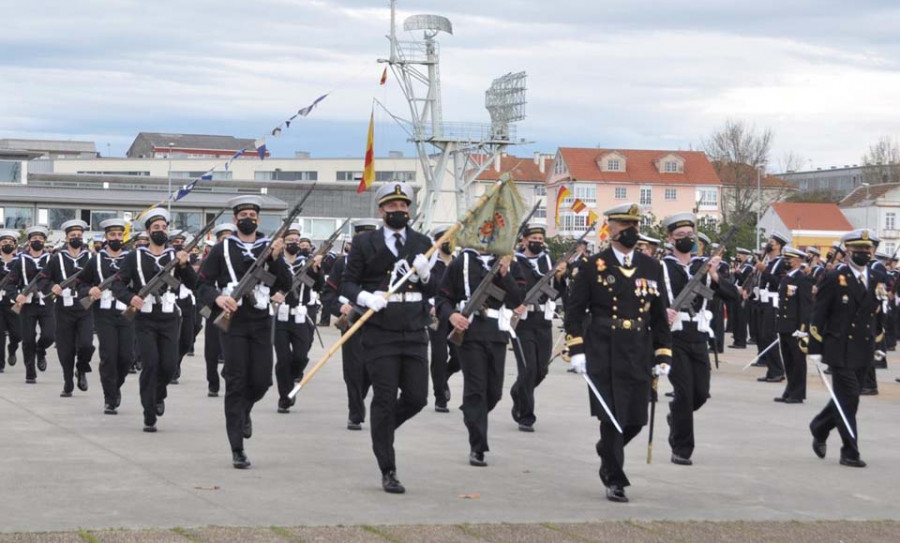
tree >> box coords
[702,120,773,224]
[862,136,900,185]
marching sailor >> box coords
[0,230,22,372]
[15,225,55,384]
[774,246,813,404]
[202,223,235,397]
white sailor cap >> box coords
[99,218,127,232]
[875,249,890,260]
[143,208,170,229]
[170,229,187,241]
[736,247,752,255]
[134,231,150,241]
[522,223,546,237]
[60,219,89,234]
[662,212,696,232]
[604,203,641,222]
[782,245,806,259]
[26,225,50,239]
[283,223,302,237]
[352,218,380,234]
[806,247,821,257]
[697,232,711,246]
[841,228,876,248]
[638,234,661,246]
[229,195,263,215]
[430,224,452,239]
[374,182,413,207]
[0,229,18,241]
[770,231,789,246]
[213,223,235,237]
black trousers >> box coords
[597,422,642,488]
[21,303,55,380]
[222,316,273,452]
[748,301,759,343]
[176,297,195,368]
[274,317,313,404]
[428,318,459,403]
[731,301,748,346]
[204,317,223,393]
[459,340,506,453]
[668,337,711,459]
[365,346,428,474]
[758,303,783,378]
[54,306,94,387]
[711,300,725,352]
[342,333,370,424]
[778,332,807,401]
[94,309,134,406]
[0,304,22,368]
[136,315,179,424]
[510,323,551,427]
[810,366,866,460]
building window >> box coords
[886,212,896,230]
[77,170,150,176]
[559,213,588,232]
[608,159,620,171]
[664,161,679,173]
[614,187,627,200]
[48,208,76,229]
[90,210,118,231]
[302,217,346,239]
[0,160,22,183]
[1,207,32,229]
[172,212,203,234]
[640,187,652,206]
[697,188,718,207]
[665,188,677,200]
[375,171,416,182]
[886,242,896,255]
[172,171,232,181]
[574,184,597,204]
[554,158,566,175]
[337,171,363,182]
[254,170,317,181]
[534,207,547,219]
[534,185,546,197]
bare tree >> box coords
[776,150,806,174]
[702,120,773,222]
[862,136,900,185]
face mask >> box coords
[616,226,639,249]
[851,251,871,267]
[285,243,300,256]
[384,210,409,230]
[440,242,452,255]
[765,243,774,253]
[674,236,695,254]
[107,240,123,252]
[171,243,184,251]
[30,240,44,252]
[527,241,544,255]
[237,218,258,236]
[69,237,83,249]
[149,231,168,246]
[1,245,14,255]
[298,248,311,258]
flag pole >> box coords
[288,177,510,399]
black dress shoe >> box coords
[25,377,36,384]
[747,339,757,345]
[671,453,693,466]
[37,355,47,372]
[860,388,878,396]
[773,397,786,402]
[347,420,362,431]
[664,391,675,398]
[232,450,251,469]
[135,360,143,371]
[104,404,117,415]
[765,375,785,382]
[208,388,219,397]
[435,401,449,413]
[751,362,766,367]
[76,371,88,392]
[243,413,253,439]
[155,400,165,417]
[115,390,122,408]
[7,352,16,366]
[783,398,803,404]
[812,438,826,459]
[143,415,157,433]
[382,471,405,494]
[896,377,900,383]
[606,485,629,503]
[728,344,746,349]
[60,390,72,398]
[840,457,866,468]
[469,451,487,467]
[518,423,535,433]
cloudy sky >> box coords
[3,0,899,171]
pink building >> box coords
[546,147,723,240]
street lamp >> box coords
[167,142,175,215]
[861,182,871,229]
[756,163,765,250]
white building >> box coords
[840,183,900,255]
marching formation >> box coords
[0,179,894,504]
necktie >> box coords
[860,273,867,289]
[393,233,404,256]
[624,254,630,268]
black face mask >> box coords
[30,240,44,252]
[616,226,639,249]
[851,251,871,267]
[384,210,409,230]
[171,243,184,251]
[674,236,695,254]
[107,240,123,252]
[527,241,544,255]
[149,231,168,247]
[69,237,83,249]
[285,243,300,256]
[440,242,452,255]
[765,243,775,253]
[1,244,15,255]
[298,248,311,258]
[237,218,258,236]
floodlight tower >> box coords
[379,0,528,231]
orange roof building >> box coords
[759,202,853,253]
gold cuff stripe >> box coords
[655,348,673,357]
[565,335,584,347]
[875,333,885,343]
[809,325,823,342]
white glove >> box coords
[357,291,387,313]
[875,350,887,361]
[652,363,671,376]
[791,330,809,338]
[413,253,431,282]
[570,354,586,374]
[808,354,822,365]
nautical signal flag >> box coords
[554,186,571,226]
[380,67,388,85]
[358,106,376,194]
[571,198,586,214]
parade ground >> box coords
[1,325,899,541]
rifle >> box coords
[289,217,350,296]
[670,211,750,315]
[516,199,543,241]
[447,258,506,346]
[47,265,88,302]
[211,186,315,332]
[12,271,47,315]
[122,210,228,321]
[510,221,597,330]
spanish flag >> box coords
[380,67,388,86]
[555,185,571,226]
[358,106,375,194]
[596,217,609,241]
[571,198,586,214]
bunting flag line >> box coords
[255,138,267,160]
[380,67,388,86]
[298,94,329,117]
[358,106,376,194]
[571,198,586,214]
[555,185,571,226]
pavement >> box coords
[1,324,899,540]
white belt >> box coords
[759,290,769,303]
[386,292,423,303]
[769,293,780,307]
[483,308,500,319]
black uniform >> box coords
[775,268,813,402]
[341,226,436,477]
[510,251,558,429]
[318,251,337,326]
[322,253,370,426]
[758,256,787,379]
[661,255,738,461]
[435,250,524,456]
[77,249,134,409]
[730,260,754,348]
[43,249,95,393]
[808,264,886,462]
[197,235,289,453]
[0,256,22,371]
[17,252,55,382]
[427,256,459,409]
[564,248,672,490]
[112,247,197,428]
[863,260,889,392]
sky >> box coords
[2,0,899,172]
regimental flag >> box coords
[555,185,571,226]
[380,67,388,86]
[456,173,527,256]
[357,106,376,194]
[571,198,586,214]
[596,217,609,241]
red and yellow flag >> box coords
[571,198,586,214]
[596,217,609,241]
[380,67,388,86]
[555,185,571,226]
[358,107,375,194]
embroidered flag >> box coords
[555,186,571,226]
[455,173,527,256]
[358,107,375,194]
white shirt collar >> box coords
[849,264,868,284]
[384,226,407,256]
[612,246,635,266]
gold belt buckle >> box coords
[622,319,632,330]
